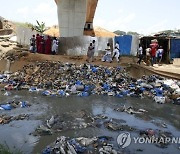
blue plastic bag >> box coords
[79,92,89,97]
[42,147,51,154]
[29,87,37,92]
[116,66,121,71]
[21,101,27,108]
[154,88,163,96]
[84,85,90,92]
[102,83,110,91]
[58,90,65,96]
[1,104,12,110]
[75,80,82,85]
[105,69,111,75]
[42,91,51,96]
[116,94,124,98]
[68,139,87,153]
[92,67,98,73]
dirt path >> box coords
[0,53,136,72]
[0,52,179,80]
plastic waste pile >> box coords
[0,100,30,110]
[42,136,118,154]
[139,129,173,148]
[33,110,95,136]
[0,61,179,105]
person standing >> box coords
[112,46,120,63]
[38,35,45,54]
[157,46,164,64]
[30,35,36,53]
[146,47,151,66]
[52,37,57,55]
[115,41,120,50]
[91,40,96,62]
[36,34,40,53]
[45,36,52,54]
[86,43,94,62]
[137,44,143,64]
[150,39,159,66]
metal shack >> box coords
[140,36,180,63]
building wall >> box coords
[131,35,139,56]
[115,35,139,56]
[58,36,113,56]
[16,26,37,45]
[170,39,180,59]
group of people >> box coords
[29,34,59,55]
[29,35,163,66]
[137,39,164,66]
[86,40,120,63]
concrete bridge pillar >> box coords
[55,0,88,37]
[55,0,98,37]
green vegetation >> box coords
[33,20,46,34]
[0,143,22,154]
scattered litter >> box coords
[0,114,29,124]
[42,136,118,154]
[0,62,179,105]
[0,100,30,110]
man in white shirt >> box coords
[137,45,143,64]
[112,46,120,62]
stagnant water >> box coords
[0,90,180,154]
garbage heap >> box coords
[42,128,173,154]
[1,61,180,105]
[42,136,117,154]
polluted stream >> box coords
[0,91,180,154]
[0,62,180,154]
